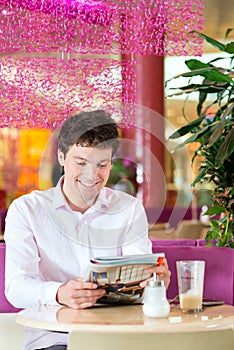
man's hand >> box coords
[139,257,171,290]
[56,278,106,309]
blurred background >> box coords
[0,0,233,232]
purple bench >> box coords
[152,244,234,306]
[150,239,196,247]
[145,207,202,226]
[1,239,234,311]
[0,242,22,312]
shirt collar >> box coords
[93,187,113,210]
[52,176,69,210]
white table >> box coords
[15,303,234,334]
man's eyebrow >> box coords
[97,158,112,163]
[73,156,111,163]
[73,156,88,161]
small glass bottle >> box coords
[142,274,170,318]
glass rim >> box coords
[176,260,205,264]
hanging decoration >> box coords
[0,56,133,128]
[0,0,204,128]
[0,0,204,55]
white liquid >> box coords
[180,293,202,312]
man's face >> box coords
[58,144,112,209]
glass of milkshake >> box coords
[176,260,205,313]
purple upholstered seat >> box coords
[150,238,196,247]
[196,239,216,247]
[0,242,22,312]
[152,245,234,306]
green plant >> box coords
[166,29,234,248]
[106,157,138,195]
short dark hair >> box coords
[58,110,120,157]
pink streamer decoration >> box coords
[0,0,204,128]
[0,56,136,128]
[0,0,204,55]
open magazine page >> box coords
[89,253,165,304]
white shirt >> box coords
[4,177,152,309]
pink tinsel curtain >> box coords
[0,0,204,128]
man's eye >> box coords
[98,164,108,169]
[77,162,86,166]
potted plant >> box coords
[166,29,234,248]
[106,157,138,195]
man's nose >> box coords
[83,164,99,178]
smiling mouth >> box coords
[78,179,101,187]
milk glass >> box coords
[176,260,205,313]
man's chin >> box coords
[80,190,100,205]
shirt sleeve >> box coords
[4,199,62,309]
[122,199,152,255]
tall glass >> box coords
[176,260,205,313]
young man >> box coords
[4,110,170,349]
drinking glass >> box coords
[176,260,205,313]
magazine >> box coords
[88,253,165,304]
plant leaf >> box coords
[169,116,204,139]
[204,70,234,84]
[222,102,234,118]
[197,90,207,115]
[192,29,234,55]
[225,28,234,39]
[185,59,234,84]
[178,68,213,77]
[205,206,226,215]
[190,31,226,52]
[173,123,216,150]
[225,42,234,54]
[167,83,229,98]
[207,117,228,147]
[191,167,207,187]
[215,128,234,165]
[185,59,210,70]
[166,67,214,83]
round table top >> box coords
[15,303,234,334]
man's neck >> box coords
[61,182,98,213]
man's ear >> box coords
[58,150,65,166]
